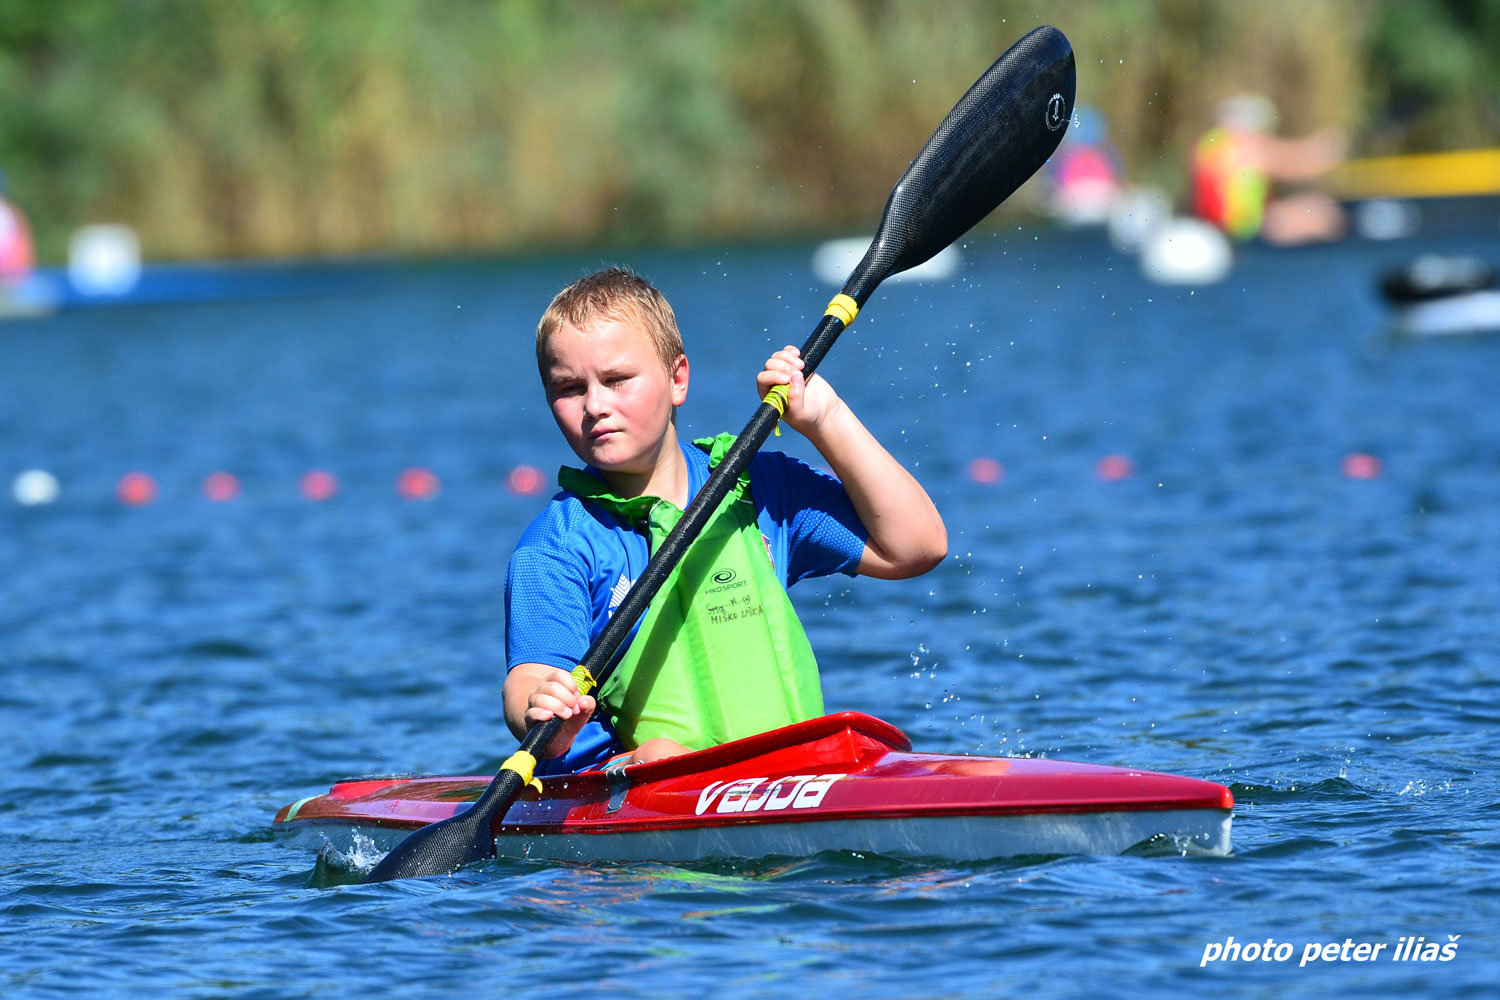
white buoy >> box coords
[13,469,60,506]
[69,224,142,297]
[1354,200,1421,241]
[811,237,961,286]
[1139,217,1233,285]
[1107,186,1172,254]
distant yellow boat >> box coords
[1326,148,1500,200]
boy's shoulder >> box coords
[746,447,841,493]
[691,438,842,509]
[514,487,621,556]
[690,433,825,483]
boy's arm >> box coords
[758,346,946,580]
[504,537,599,759]
[502,662,597,758]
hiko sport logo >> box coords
[1046,92,1067,131]
[706,567,747,594]
[695,774,845,815]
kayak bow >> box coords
[276,713,1232,864]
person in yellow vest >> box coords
[502,267,947,773]
[1191,94,1347,246]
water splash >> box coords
[316,829,385,874]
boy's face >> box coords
[542,314,689,477]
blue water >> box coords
[2,232,1496,998]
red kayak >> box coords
[274,712,1233,863]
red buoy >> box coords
[397,467,441,500]
[1342,452,1381,480]
[300,469,338,501]
[1096,454,1135,481]
[203,471,240,502]
[967,457,1005,484]
[506,465,545,495]
[117,472,157,506]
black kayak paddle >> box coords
[364,25,1075,883]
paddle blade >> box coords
[362,718,558,882]
[362,771,524,882]
[361,808,494,882]
[845,25,1076,301]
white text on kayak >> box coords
[695,774,845,815]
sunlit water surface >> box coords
[3,233,1497,997]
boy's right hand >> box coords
[758,345,844,435]
[503,662,597,757]
[523,667,597,758]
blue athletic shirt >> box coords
[505,438,868,774]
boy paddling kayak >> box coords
[356,26,1076,882]
[504,267,946,772]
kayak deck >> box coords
[275,713,1233,863]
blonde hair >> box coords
[536,267,684,375]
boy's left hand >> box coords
[758,345,843,434]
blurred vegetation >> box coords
[1,0,1496,262]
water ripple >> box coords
[3,240,1500,997]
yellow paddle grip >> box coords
[572,664,597,696]
[501,750,543,794]
[824,293,859,327]
[760,295,856,438]
[762,383,789,436]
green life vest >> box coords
[556,433,824,751]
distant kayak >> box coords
[1381,254,1496,303]
[1380,254,1500,337]
[275,712,1233,866]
